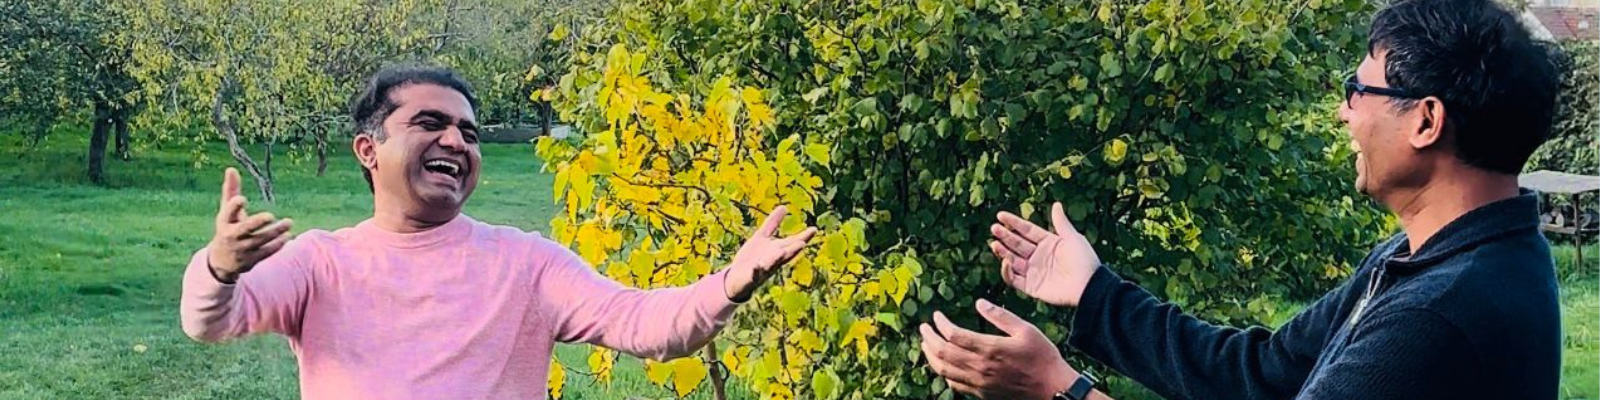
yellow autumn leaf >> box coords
[841,319,878,358]
[721,345,747,374]
[792,256,815,286]
[1105,138,1128,164]
[547,358,566,399]
[669,357,709,397]
[644,359,672,386]
[588,347,615,384]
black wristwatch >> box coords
[1051,371,1096,400]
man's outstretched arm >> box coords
[545,206,815,360]
[179,168,310,342]
[984,202,1363,400]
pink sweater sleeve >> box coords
[179,236,316,342]
[540,241,740,361]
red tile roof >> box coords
[1531,7,1598,41]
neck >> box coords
[1386,169,1520,254]
[372,195,454,234]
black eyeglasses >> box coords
[1343,75,1421,107]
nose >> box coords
[438,126,467,152]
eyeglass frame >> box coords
[1343,74,1423,108]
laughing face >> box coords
[1339,51,1425,200]
[357,83,481,224]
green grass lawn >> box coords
[1,130,1595,399]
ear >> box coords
[1408,96,1447,150]
[354,133,379,171]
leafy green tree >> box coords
[0,0,139,184]
[552,0,1390,398]
[1529,40,1598,177]
[122,0,443,201]
[422,0,610,132]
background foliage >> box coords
[545,0,1395,398]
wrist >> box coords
[1048,370,1098,400]
[206,254,239,284]
[1043,370,1079,400]
[722,268,751,303]
[1064,262,1108,308]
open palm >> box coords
[988,202,1101,307]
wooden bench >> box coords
[1521,170,1600,270]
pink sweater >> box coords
[179,215,739,399]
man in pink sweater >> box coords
[181,65,817,399]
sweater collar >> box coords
[354,214,476,249]
[1383,189,1541,274]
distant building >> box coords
[1521,2,1598,41]
[1525,0,1598,8]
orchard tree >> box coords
[0,0,139,184]
[122,0,446,201]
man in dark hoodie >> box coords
[919,0,1564,399]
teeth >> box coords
[425,160,461,176]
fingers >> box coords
[242,229,293,265]
[920,324,986,385]
[788,226,818,244]
[237,219,293,248]
[975,299,1032,338]
[755,205,787,238]
[217,195,248,225]
[220,168,241,205]
[232,212,278,239]
[933,311,1002,354]
[991,222,1038,257]
[997,211,1053,243]
[781,227,817,257]
[989,240,1027,284]
[1050,202,1077,237]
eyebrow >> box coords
[409,109,478,132]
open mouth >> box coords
[423,158,465,182]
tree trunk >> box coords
[315,127,328,177]
[114,107,131,161]
[264,139,275,183]
[212,81,275,203]
[87,102,111,184]
[540,99,553,137]
[26,119,47,148]
[704,343,729,400]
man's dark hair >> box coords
[1368,0,1561,174]
[348,64,479,192]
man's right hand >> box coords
[988,202,1100,307]
[207,168,293,284]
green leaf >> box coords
[805,142,832,166]
[803,87,830,103]
[1099,53,1122,78]
[813,368,842,400]
[875,312,902,330]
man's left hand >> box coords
[921,299,1080,400]
[724,206,817,302]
